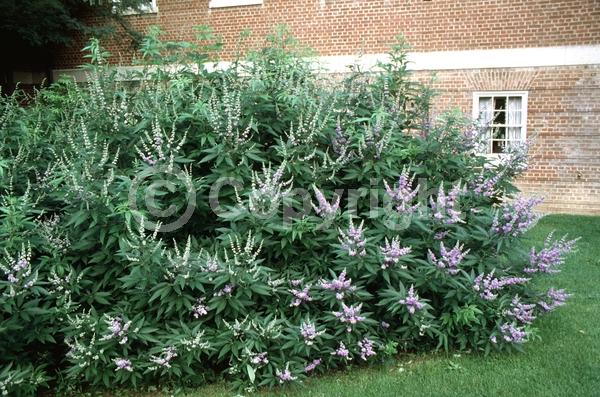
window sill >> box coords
[120,7,158,15]
[113,1,158,15]
[209,0,263,9]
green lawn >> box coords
[180,215,600,397]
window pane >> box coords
[508,96,522,110]
[478,97,493,126]
[494,96,506,111]
[507,97,522,127]
[492,140,505,153]
[493,110,506,125]
[474,93,526,154]
[507,127,522,141]
[491,126,506,139]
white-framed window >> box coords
[209,0,263,8]
[113,0,158,15]
[472,91,528,154]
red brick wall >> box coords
[413,65,600,215]
[55,0,600,68]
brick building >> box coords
[53,0,600,214]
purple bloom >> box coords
[304,358,322,373]
[332,342,352,360]
[150,346,177,369]
[290,279,303,287]
[300,321,324,345]
[290,284,313,307]
[538,288,571,312]
[276,366,297,383]
[524,232,578,274]
[192,298,208,318]
[499,323,528,343]
[428,241,469,275]
[358,338,376,361]
[380,237,412,269]
[332,121,349,156]
[248,162,292,215]
[114,358,133,372]
[492,196,544,237]
[312,186,340,218]
[473,272,529,300]
[250,352,269,366]
[470,172,500,197]
[102,316,132,345]
[429,182,464,224]
[506,295,536,324]
[139,152,157,166]
[203,255,220,272]
[383,168,420,215]
[339,219,367,257]
[399,285,425,314]
[215,283,235,297]
[434,230,450,240]
[333,302,365,332]
[1,246,35,294]
[320,269,355,300]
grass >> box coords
[172,214,600,397]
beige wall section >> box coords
[413,65,600,215]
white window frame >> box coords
[209,0,263,8]
[472,91,528,155]
[114,0,158,15]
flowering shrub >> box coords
[0,28,576,394]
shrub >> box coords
[0,27,576,394]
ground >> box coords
[116,214,600,397]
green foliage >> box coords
[0,30,568,395]
[0,0,151,48]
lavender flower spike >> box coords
[312,186,340,218]
[499,323,528,343]
[114,358,133,372]
[399,285,425,314]
[429,182,464,224]
[300,321,324,345]
[250,352,269,366]
[380,237,412,269]
[470,172,501,197]
[101,316,132,345]
[332,121,349,156]
[320,269,355,300]
[150,346,178,369]
[331,342,352,360]
[304,358,322,373]
[339,219,367,257]
[358,338,376,361]
[524,232,578,274]
[276,364,298,383]
[290,284,313,307]
[491,196,544,237]
[383,167,420,215]
[538,288,571,312]
[192,298,208,318]
[428,241,470,275]
[505,295,536,324]
[333,302,365,332]
[473,271,529,301]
